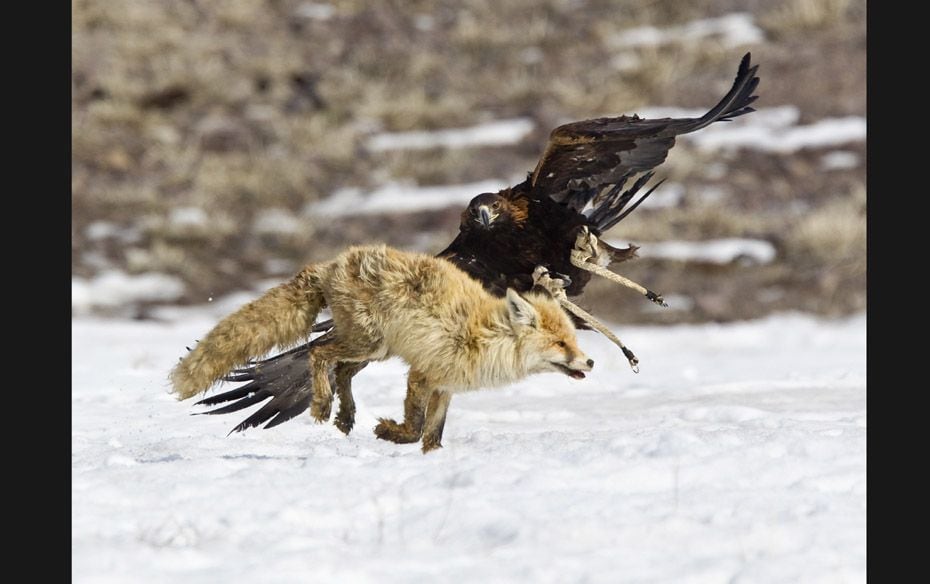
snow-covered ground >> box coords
[610,12,765,51]
[305,179,512,217]
[366,118,535,152]
[633,106,866,154]
[72,271,187,316]
[72,307,865,583]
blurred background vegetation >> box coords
[72,0,865,324]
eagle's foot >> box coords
[574,226,612,267]
[573,226,598,260]
[532,266,570,300]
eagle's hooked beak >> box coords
[477,205,494,228]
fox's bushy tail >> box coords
[170,265,326,400]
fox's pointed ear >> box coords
[505,288,538,329]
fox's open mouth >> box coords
[551,362,586,380]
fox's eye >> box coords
[555,341,567,348]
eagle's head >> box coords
[462,192,527,231]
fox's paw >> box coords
[334,397,356,435]
[334,410,355,435]
[421,438,443,454]
[374,418,421,444]
[373,418,399,440]
[310,397,333,424]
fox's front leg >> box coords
[421,390,452,454]
[374,370,431,444]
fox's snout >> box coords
[573,355,594,373]
[551,351,593,380]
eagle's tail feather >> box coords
[194,341,317,432]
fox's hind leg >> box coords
[421,390,452,453]
[374,369,432,444]
[308,340,376,423]
[333,361,368,435]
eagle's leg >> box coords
[531,266,570,300]
[572,227,667,307]
[532,266,640,373]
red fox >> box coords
[171,244,593,452]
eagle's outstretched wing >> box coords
[531,52,759,230]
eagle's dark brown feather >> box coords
[196,53,761,431]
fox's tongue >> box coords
[553,362,587,379]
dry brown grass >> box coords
[72,0,866,322]
[760,0,857,37]
[784,184,866,268]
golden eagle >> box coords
[194,53,760,432]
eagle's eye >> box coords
[491,202,501,210]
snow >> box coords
[623,106,866,154]
[692,116,867,154]
[414,14,435,32]
[253,208,306,236]
[366,118,535,152]
[85,221,142,244]
[169,207,209,229]
[611,13,765,50]
[820,150,860,171]
[72,271,186,315]
[640,181,685,208]
[306,179,510,217]
[612,238,778,265]
[264,257,298,275]
[294,2,334,20]
[73,308,865,583]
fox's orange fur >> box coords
[170,245,592,452]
